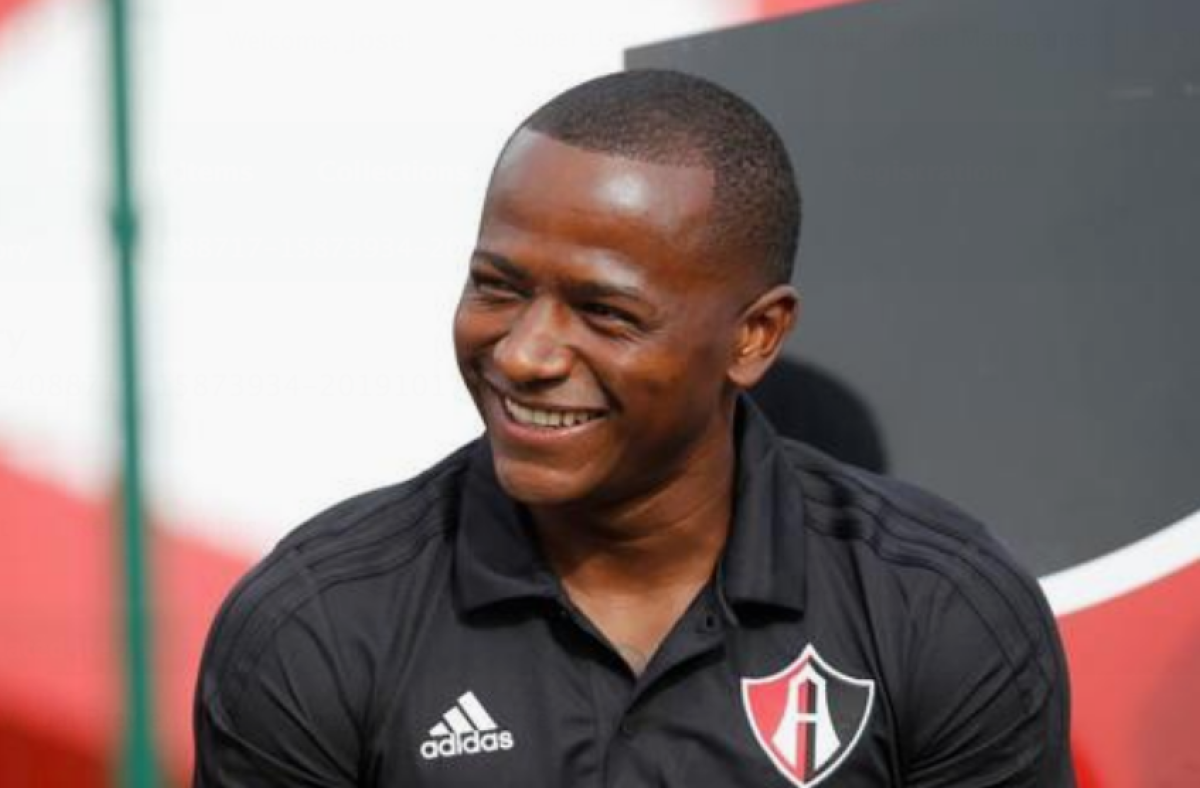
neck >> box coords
[531,417,737,599]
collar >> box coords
[454,394,807,616]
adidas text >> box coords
[420,730,515,760]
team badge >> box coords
[741,644,875,787]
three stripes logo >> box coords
[419,691,515,760]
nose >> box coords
[492,296,573,385]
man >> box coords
[194,70,1075,787]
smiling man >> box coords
[194,70,1075,787]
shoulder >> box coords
[779,439,1064,707]
[198,441,476,706]
[779,440,1072,782]
[193,443,481,785]
[781,436,1049,629]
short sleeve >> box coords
[193,568,362,788]
[901,570,1075,787]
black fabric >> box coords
[194,397,1074,787]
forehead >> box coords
[481,130,717,271]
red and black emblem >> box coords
[742,644,875,787]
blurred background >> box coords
[1,0,1196,785]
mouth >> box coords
[500,395,606,430]
[479,374,609,437]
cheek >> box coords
[604,336,731,410]
[451,304,472,355]
[452,301,503,363]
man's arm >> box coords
[901,571,1075,787]
[193,567,362,787]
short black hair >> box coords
[518,69,801,285]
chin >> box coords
[490,454,595,508]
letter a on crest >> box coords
[741,644,875,787]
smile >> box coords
[502,396,605,430]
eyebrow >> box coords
[567,280,648,305]
[472,250,532,285]
[471,249,650,306]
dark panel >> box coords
[629,0,1200,573]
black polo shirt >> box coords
[194,399,1074,787]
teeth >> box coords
[504,397,600,430]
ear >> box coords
[727,284,800,390]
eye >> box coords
[470,272,524,299]
[581,302,637,325]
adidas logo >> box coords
[419,691,515,760]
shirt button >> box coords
[619,717,638,738]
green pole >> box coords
[106,0,159,783]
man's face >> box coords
[454,129,750,509]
